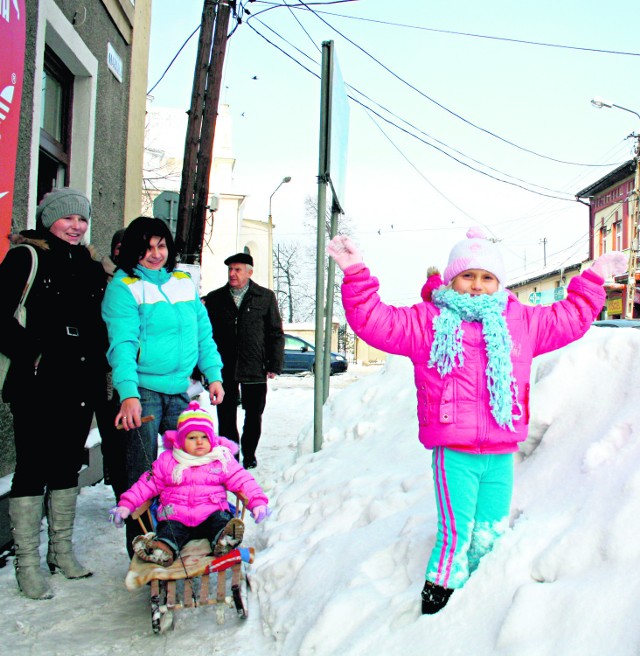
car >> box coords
[592,319,640,329]
[282,334,348,375]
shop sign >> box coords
[0,0,26,260]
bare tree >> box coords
[273,242,315,323]
[272,196,355,333]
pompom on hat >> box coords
[36,187,91,230]
[443,227,506,287]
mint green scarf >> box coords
[428,288,521,431]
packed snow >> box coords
[2,326,640,655]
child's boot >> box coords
[213,518,244,556]
[132,534,174,567]
[421,580,453,614]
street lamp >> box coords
[591,97,640,318]
[591,97,640,121]
[268,176,292,290]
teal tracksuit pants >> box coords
[425,447,513,589]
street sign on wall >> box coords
[528,287,567,305]
[0,0,26,261]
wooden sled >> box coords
[125,494,253,634]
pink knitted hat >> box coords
[443,227,505,287]
[174,401,216,450]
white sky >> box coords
[3,326,640,654]
[146,0,640,303]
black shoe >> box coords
[421,580,453,615]
[243,458,257,470]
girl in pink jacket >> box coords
[329,228,625,615]
[111,401,269,566]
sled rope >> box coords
[132,424,198,605]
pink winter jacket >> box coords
[341,263,606,454]
[119,448,268,527]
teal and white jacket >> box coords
[102,265,222,401]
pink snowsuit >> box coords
[118,447,268,526]
[340,262,605,589]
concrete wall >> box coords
[0,0,150,547]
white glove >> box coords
[590,252,627,280]
[327,235,363,271]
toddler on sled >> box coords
[110,401,269,565]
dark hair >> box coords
[117,216,177,276]
[110,228,126,262]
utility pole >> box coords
[625,134,640,318]
[539,237,547,267]
[175,0,232,264]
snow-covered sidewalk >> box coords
[0,365,380,656]
[4,327,640,656]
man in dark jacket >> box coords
[204,253,284,469]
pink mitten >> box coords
[590,252,627,280]
[109,506,130,528]
[217,435,239,456]
[421,266,443,302]
[327,235,363,271]
[250,505,271,524]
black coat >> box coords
[204,280,284,383]
[0,231,109,403]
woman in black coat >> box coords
[0,188,108,600]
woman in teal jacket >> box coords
[101,216,224,555]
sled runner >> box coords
[125,493,253,634]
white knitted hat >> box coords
[443,227,505,287]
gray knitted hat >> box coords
[36,188,92,229]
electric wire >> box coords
[246,20,582,202]
[293,4,625,167]
[147,25,201,96]
[309,9,640,58]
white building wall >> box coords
[143,103,269,295]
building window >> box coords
[600,227,607,255]
[614,215,622,251]
[38,46,73,202]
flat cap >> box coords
[224,253,253,266]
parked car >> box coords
[282,334,348,375]
[592,319,640,329]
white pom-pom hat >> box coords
[443,227,506,287]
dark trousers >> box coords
[95,392,128,503]
[155,511,233,555]
[10,397,94,496]
[216,380,267,463]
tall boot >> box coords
[46,487,92,579]
[9,495,53,600]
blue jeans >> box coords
[155,511,233,555]
[125,388,190,488]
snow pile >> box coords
[2,328,640,656]
[253,327,640,655]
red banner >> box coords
[0,0,26,261]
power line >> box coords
[147,24,201,96]
[310,8,640,58]
[298,5,626,167]
[246,19,584,202]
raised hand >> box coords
[590,252,627,280]
[327,235,363,271]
